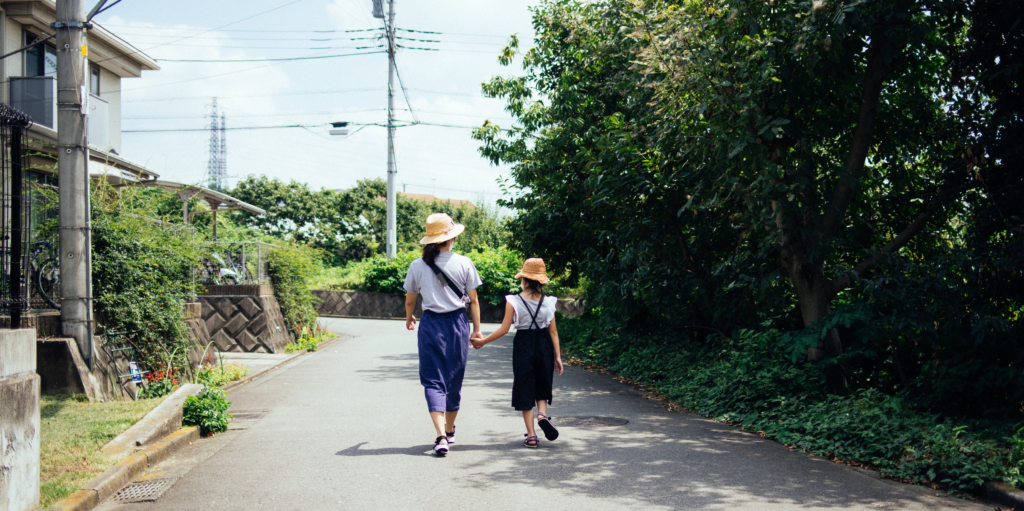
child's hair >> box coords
[422,241,446,266]
[522,277,544,295]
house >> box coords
[0,0,161,182]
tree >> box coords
[475,0,1022,390]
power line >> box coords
[90,0,306,66]
[397,27,509,38]
[124,108,389,120]
[123,87,384,103]
[96,23,380,34]
[155,49,383,63]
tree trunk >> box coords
[781,249,847,387]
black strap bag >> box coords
[426,260,469,306]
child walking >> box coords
[471,258,564,448]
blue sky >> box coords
[96,0,539,205]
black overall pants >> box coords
[511,296,555,411]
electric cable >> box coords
[398,27,508,38]
[155,49,383,63]
[90,0,306,66]
[123,87,384,103]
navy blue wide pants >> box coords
[418,309,469,413]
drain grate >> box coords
[111,479,174,503]
[553,416,629,427]
[232,412,266,420]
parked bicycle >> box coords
[29,241,60,309]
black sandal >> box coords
[434,435,449,457]
[537,412,559,441]
[523,435,539,448]
[446,425,456,445]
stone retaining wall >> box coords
[312,290,585,322]
[198,285,291,354]
[0,328,40,511]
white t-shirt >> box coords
[403,252,483,313]
[507,294,557,330]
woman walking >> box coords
[404,213,483,457]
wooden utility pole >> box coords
[56,0,95,368]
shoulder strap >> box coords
[518,295,543,329]
[426,260,466,302]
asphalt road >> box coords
[96,317,995,510]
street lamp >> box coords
[330,121,350,136]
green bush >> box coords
[32,181,203,369]
[361,250,421,295]
[266,243,322,331]
[559,316,1024,494]
[359,247,523,306]
[195,362,250,389]
[182,387,232,435]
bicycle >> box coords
[29,241,60,310]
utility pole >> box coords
[385,0,397,259]
[55,0,95,368]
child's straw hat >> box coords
[419,213,465,245]
[514,258,550,284]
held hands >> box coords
[470,331,485,349]
[406,316,417,331]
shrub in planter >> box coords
[182,387,232,435]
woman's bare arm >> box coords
[405,292,418,330]
[467,289,482,340]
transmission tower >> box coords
[206,99,227,191]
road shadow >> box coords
[336,441,514,457]
[348,327,984,510]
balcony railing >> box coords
[10,77,56,129]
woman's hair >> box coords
[521,277,544,295]
[422,240,448,266]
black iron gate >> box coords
[1,102,33,329]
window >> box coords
[90,66,101,95]
[24,31,57,77]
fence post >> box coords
[8,127,23,329]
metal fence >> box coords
[0,102,33,328]
[197,241,276,286]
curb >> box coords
[221,351,305,392]
[220,334,340,393]
[49,427,200,511]
[984,481,1024,509]
[102,384,203,455]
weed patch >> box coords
[39,395,161,508]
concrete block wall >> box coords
[198,286,291,354]
[312,291,586,322]
[0,328,40,511]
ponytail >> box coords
[422,242,444,266]
[522,277,544,295]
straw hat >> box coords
[419,213,466,245]
[514,258,550,284]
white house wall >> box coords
[3,16,24,105]
[97,65,121,153]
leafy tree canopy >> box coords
[476,0,1023,410]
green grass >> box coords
[40,394,162,508]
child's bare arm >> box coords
[549,315,563,375]
[474,302,515,347]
